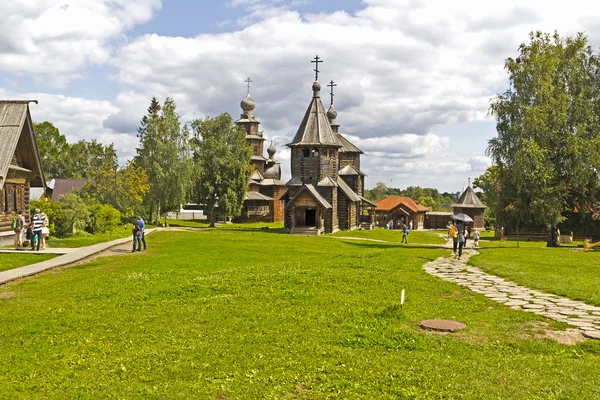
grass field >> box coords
[0,227,599,398]
[330,227,446,245]
[0,253,57,272]
[470,245,600,306]
[45,228,132,248]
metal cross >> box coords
[245,77,253,96]
[327,80,337,106]
[311,55,323,81]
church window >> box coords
[312,148,319,157]
[303,148,310,157]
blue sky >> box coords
[2,0,599,191]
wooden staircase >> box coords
[291,227,322,236]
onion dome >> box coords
[327,104,337,121]
[312,81,321,97]
[267,141,276,160]
[240,95,256,112]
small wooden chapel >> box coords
[0,100,45,241]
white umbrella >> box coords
[452,213,474,223]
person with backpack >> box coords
[12,210,25,250]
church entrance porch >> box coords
[305,209,316,226]
[290,207,324,235]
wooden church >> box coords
[283,58,375,234]
[0,100,45,242]
[236,80,287,222]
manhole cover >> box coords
[419,319,467,332]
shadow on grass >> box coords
[219,226,288,235]
[340,241,448,251]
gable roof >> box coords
[336,133,364,154]
[338,164,366,176]
[375,196,429,212]
[245,191,273,201]
[289,83,341,148]
[336,177,361,202]
[0,100,45,190]
[286,176,303,186]
[452,186,487,209]
[317,176,338,187]
[50,179,87,201]
[285,184,332,209]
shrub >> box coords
[88,203,122,233]
[56,192,90,236]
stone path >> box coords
[0,247,76,255]
[0,228,158,286]
[423,246,600,340]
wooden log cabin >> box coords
[0,100,45,243]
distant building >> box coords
[45,178,87,201]
[374,196,430,229]
[235,88,286,222]
[283,67,375,235]
[0,100,45,241]
[452,185,487,229]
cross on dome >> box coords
[311,55,323,81]
[245,77,253,96]
[327,80,337,106]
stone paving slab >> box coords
[422,242,600,340]
[0,229,158,285]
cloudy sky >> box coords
[2,0,599,192]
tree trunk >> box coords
[547,224,557,247]
[516,226,520,248]
[209,205,216,227]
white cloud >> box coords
[0,87,137,162]
[4,0,600,191]
[0,0,161,86]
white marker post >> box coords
[401,289,405,309]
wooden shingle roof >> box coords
[288,82,341,148]
[452,186,487,209]
[0,100,45,190]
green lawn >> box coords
[0,228,599,398]
[45,228,132,248]
[330,228,447,245]
[0,253,57,272]
[470,246,600,306]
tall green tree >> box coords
[190,113,252,227]
[136,97,192,222]
[33,121,69,180]
[488,31,600,246]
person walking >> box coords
[450,222,463,258]
[409,220,413,231]
[132,217,143,252]
[31,208,46,251]
[41,212,49,250]
[473,228,480,248]
[401,223,409,244]
[138,215,147,251]
[13,210,25,250]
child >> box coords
[473,229,481,248]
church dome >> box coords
[241,95,256,112]
[267,141,276,159]
[312,81,321,93]
[327,104,337,120]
